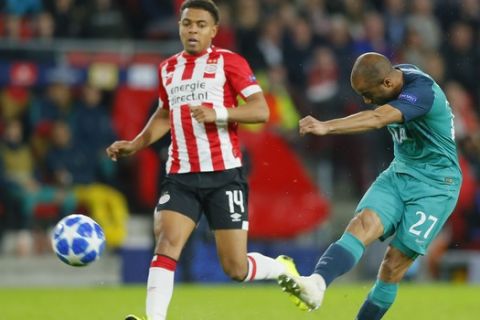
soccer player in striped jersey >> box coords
[106,1,301,319]
[278,52,462,319]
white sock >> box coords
[244,252,286,281]
[146,256,176,320]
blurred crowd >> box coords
[0,73,130,255]
[1,0,480,272]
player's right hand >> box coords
[299,116,329,136]
[106,140,138,161]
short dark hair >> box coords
[180,0,220,25]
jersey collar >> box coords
[182,46,214,58]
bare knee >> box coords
[153,224,188,259]
[345,209,384,245]
[220,257,248,281]
[154,233,184,258]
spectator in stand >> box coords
[0,86,31,125]
[306,46,340,110]
[212,2,237,51]
[277,0,298,31]
[396,26,430,69]
[444,82,480,189]
[43,0,85,38]
[29,66,78,162]
[301,0,330,39]
[46,121,128,249]
[382,0,407,51]
[4,0,42,15]
[282,15,317,91]
[139,0,177,39]
[327,15,356,86]
[405,0,441,51]
[343,0,371,40]
[426,154,478,279]
[256,15,284,68]
[257,65,300,138]
[304,46,340,197]
[234,0,264,70]
[305,45,371,197]
[73,84,118,184]
[436,0,480,33]
[422,52,446,87]
[441,21,479,105]
[445,81,480,145]
[30,66,78,128]
[3,0,42,40]
[81,0,131,38]
[36,11,55,40]
[353,11,393,59]
[458,0,480,29]
[0,119,76,255]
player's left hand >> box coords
[299,115,329,136]
[190,105,216,123]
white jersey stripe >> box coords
[213,56,240,168]
[171,55,186,85]
[195,122,214,172]
[218,123,241,168]
[170,105,190,173]
[190,54,214,171]
[167,55,190,173]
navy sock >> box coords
[356,280,398,320]
[313,232,365,286]
[356,300,388,320]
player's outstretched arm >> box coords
[106,108,170,161]
[299,104,403,136]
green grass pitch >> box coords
[1,283,478,319]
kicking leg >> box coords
[278,209,384,311]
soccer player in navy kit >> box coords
[106,1,299,319]
[279,52,462,319]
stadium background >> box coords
[0,0,480,293]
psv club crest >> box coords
[205,58,218,74]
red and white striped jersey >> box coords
[158,46,262,174]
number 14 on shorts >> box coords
[226,190,244,221]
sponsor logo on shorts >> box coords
[159,193,170,204]
[230,213,242,222]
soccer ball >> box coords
[51,214,106,267]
